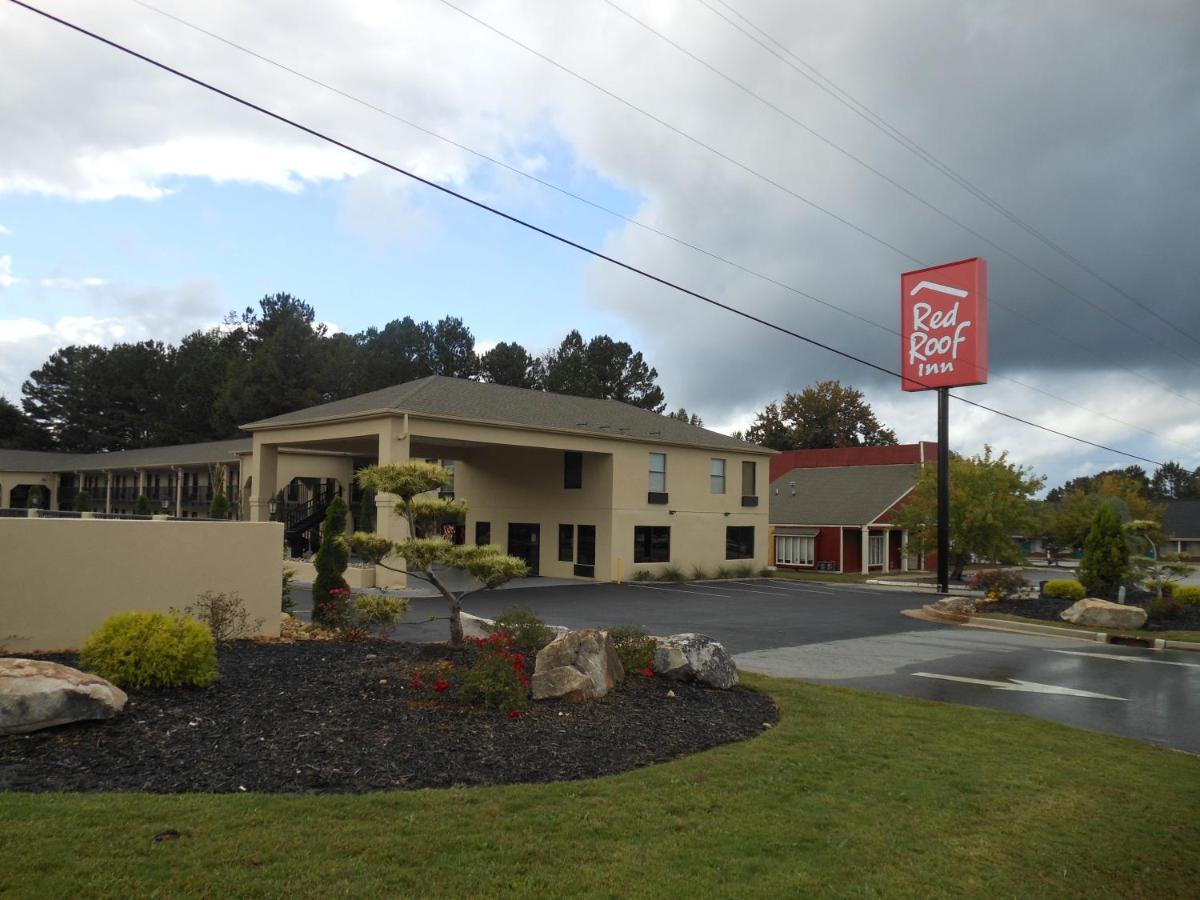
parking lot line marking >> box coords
[759,580,835,595]
[718,582,799,595]
[625,582,731,598]
[1048,650,1200,669]
[912,672,1129,700]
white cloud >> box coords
[38,276,108,289]
[0,255,17,288]
[0,224,11,236]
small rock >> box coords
[1061,598,1148,630]
[927,596,977,618]
[365,654,378,660]
[666,690,676,698]
[653,634,738,689]
[0,658,128,735]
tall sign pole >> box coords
[901,258,988,594]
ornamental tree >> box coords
[312,494,350,626]
[1078,502,1130,600]
[351,461,528,646]
[893,446,1043,581]
[134,494,152,515]
[1125,519,1195,599]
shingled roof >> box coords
[244,376,770,454]
[770,464,920,525]
[1163,500,1200,539]
[0,438,250,474]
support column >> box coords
[881,529,889,574]
[136,468,146,503]
[374,417,411,589]
[104,471,113,514]
[901,530,910,572]
[248,440,279,523]
[861,526,870,575]
[49,473,60,512]
[174,468,183,518]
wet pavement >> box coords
[291,578,1200,752]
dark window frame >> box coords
[475,521,491,546]
[634,525,671,564]
[564,451,583,490]
[725,526,755,560]
[558,523,575,562]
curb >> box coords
[912,606,1200,653]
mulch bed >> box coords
[0,641,777,794]
[986,595,1200,632]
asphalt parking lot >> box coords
[293,578,1200,752]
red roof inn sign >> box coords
[900,258,988,391]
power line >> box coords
[122,0,1196,455]
[431,0,1200,404]
[8,0,1171,469]
[696,0,1200,347]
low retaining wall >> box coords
[0,518,284,652]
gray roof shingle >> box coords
[0,438,250,474]
[244,376,770,454]
[770,464,920,525]
[1163,500,1200,539]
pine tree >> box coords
[312,495,350,626]
[134,494,152,516]
[1079,503,1130,600]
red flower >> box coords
[408,678,422,690]
[508,709,522,719]
[637,666,655,678]
[433,679,449,692]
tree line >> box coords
[0,293,670,452]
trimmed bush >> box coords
[79,611,218,689]
[209,491,230,519]
[312,495,350,626]
[134,494,152,516]
[1043,578,1085,601]
[490,607,554,653]
[348,593,408,640]
[74,490,91,513]
[966,569,1027,599]
[1172,584,1200,606]
[282,567,296,614]
[608,625,656,675]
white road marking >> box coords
[765,579,836,595]
[625,582,731,598]
[912,672,1129,701]
[719,582,800,596]
[1049,649,1200,669]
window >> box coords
[475,521,491,546]
[710,458,726,494]
[648,453,666,493]
[577,525,596,567]
[742,461,756,497]
[634,526,670,563]
[725,526,755,560]
[564,452,583,490]
[558,524,575,562]
[775,535,814,566]
[869,534,885,567]
[439,461,456,499]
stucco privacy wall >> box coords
[0,519,283,652]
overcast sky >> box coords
[1,0,1197,490]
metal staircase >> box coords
[283,484,340,558]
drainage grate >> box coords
[1106,634,1152,648]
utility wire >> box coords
[9,0,1170,469]
[696,0,1200,346]
[122,0,1197,452]
[432,0,1200,404]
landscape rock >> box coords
[534,629,624,699]
[926,596,977,618]
[530,665,595,702]
[0,658,127,735]
[460,613,494,640]
[653,634,738,689]
[1061,598,1148,630]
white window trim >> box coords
[649,452,667,493]
[775,534,814,567]
[710,458,726,494]
[869,533,885,567]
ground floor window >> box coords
[634,526,670,563]
[577,525,596,566]
[475,521,491,546]
[775,534,814,566]
[558,524,574,562]
[725,526,755,560]
[869,533,885,567]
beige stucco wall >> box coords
[0,469,57,508]
[0,518,284,652]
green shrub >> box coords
[1043,579,1085,601]
[731,563,756,578]
[1079,503,1129,599]
[282,567,296,614]
[174,590,263,643]
[490,606,554,652]
[349,593,409,639]
[966,569,1028,599]
[79,611,218,689]
[1172,585,1200,606]
[714,565,734,579]
[209,491,230,519]
[312,496,350,626]
[134,494,152,516]
[74,490,91,513]
[607,626,656,674]
[631,569,654,582]
[460,632,529,712]
[690,565,710,581]
[1147,596,1183,622]
[658,565,686,583]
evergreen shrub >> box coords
[1043,579,1086,601]
[79,611,218,689]
[490,606,554,652]
[312,495,350,626]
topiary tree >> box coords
[209,492,230,519]
[357,486,375,533]
[1079,502,1130,600]
[312,494,350,626]
[351,462,527,646]
[74,490,91,513]
[134,494,152,515]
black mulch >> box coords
[986,595,1200,632]
[1,642,778,794]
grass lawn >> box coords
[977,611,1200,645]
[2,675,1198,898]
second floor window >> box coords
[648,453,666,493]
[710,458,726,494]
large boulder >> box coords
[531,665,595,702]
[0,658,128,735]
[1061,598,1148,630]
[925,596,977,619]
[653,633,738,689]
[533,629,624,700]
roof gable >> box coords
[769,464,920,525]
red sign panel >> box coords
[900,257,988,391]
